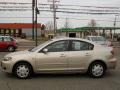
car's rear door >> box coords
[68,40,94,70]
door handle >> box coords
[60,54,66,57]
[85,53,90,56]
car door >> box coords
[2,37,10,49]
[68,40,94,70]
[35,40,69,72]
[0,37,3,49]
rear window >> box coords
[0,37,2,42]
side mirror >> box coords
[42,48,48,54]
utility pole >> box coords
[65,18,68,36]
[35,0,39,46]
[48,0,59,37]
[32,0,35,40]
[113,15,117,41]
[53,0,56,36]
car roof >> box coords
[52,37,96,44]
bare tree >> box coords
[63,18,71,36]
[45,21,54,31]
[64,18,71,28]
[88,19,97,35]
[88,19,97,27]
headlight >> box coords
[4,57,12,61]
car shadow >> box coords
[4,71,117,80]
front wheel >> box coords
[88,62,106,78]
[13,62,33,79]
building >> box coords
[0,23,42,37]
[58,27,120,39]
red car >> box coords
[0,36,18,52]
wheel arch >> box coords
[12,60,34,73]
[88,60,107,70]
[7,45,15,48]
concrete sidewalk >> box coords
[17,38,34,42]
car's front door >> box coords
[35,40,69,72]
[68,40,94,70]
[0,37,6,49]
[0,37,3,49]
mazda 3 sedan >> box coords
[1,37,117,79]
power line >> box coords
[1,6,119,13]
[0,2,31,5]
[0,8,119,15]
[0,16,120,22]
[38,3,120,9]
[0,5,119,14]
[38,7,120,13]
[39,9,120,15]
[0,6,31,8]
[0,2,120,10]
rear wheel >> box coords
[13,62,33,79]
[7,46,15,52]
[88,62,106,78]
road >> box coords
[0,41,120,90]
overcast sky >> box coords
[0,0,120,28]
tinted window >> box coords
[71,41,94,51]
[0,37,2,42]
[45,40,69,52]
[4,37,11,42]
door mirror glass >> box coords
[43,48,48,53]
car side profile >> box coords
[1,37,117,79]
[0,36,18,52]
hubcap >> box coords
[8,47,14,52]
[16,65,29,78]
[92,64,104,77]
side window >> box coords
[0,37,2,42]
[72,41,94,51]
[4,37,11,42]
[45,40,69,52]
[10,37,14,41]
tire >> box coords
[7,46,15,52]
[13,62,33,79]
[88,62,106,78]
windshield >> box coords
[91,37,106,42]
[28,40,52,52]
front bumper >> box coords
[1,60,13,73]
